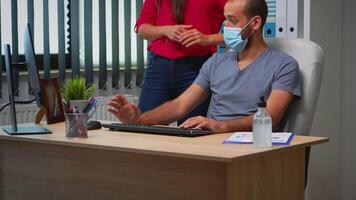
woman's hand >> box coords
[179,116,229,133]
[162,25,192,42]
[108,95,141,124]
[178,28,210,47]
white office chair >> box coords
[266,38,325,188]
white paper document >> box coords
[223,132,294,145]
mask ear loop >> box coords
[245,28,255,39]
[241,16,257,40]
[241,17,255,30]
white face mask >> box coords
[223,17,255,52]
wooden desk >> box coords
[0,123,328,200]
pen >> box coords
[82,98,95,113]
[83,98,98,113]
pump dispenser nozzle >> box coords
[258,96,266,107]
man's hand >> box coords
[107,95,141,124]
[178,28,210,47]
[162,25,192,42]
[179,116,228,133]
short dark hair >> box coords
[244,0,268,28]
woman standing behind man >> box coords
[135,0,227,125]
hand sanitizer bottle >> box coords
[253,97,272,147]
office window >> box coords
[0,0,69,55]
[81,0,148,68]
[0,0,147,68]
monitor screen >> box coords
[3,43,52,135]
[24,24,44,107]
[4,44,18,131]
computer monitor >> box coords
[4,45,18,131]
[24,24,44,107]
[24,24,65,124]
[2,44,51,135]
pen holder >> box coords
[64,107,96,138]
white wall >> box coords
[308,0,342,199]
[308,0,356,199]
[341,0,356,199]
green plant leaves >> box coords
[61,77,95,103]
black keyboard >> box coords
[102,123,213,137]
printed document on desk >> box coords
[223,132,294,145]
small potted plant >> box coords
[61,77,95,112]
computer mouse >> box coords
[87,120,102,130]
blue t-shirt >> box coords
[194,47,302,120]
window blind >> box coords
[0,0,147,99]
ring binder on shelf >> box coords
[287,0,298,38]
[276,0,287,38]
[264,0,277,38]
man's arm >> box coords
[108,84,209,125]
[138,84,209,125]
[180,90,294,133]
[225,90,294,130]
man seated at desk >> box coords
[108,0,301,133]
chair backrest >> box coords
[266,38,325,135]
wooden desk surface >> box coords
[0,123,328,163]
